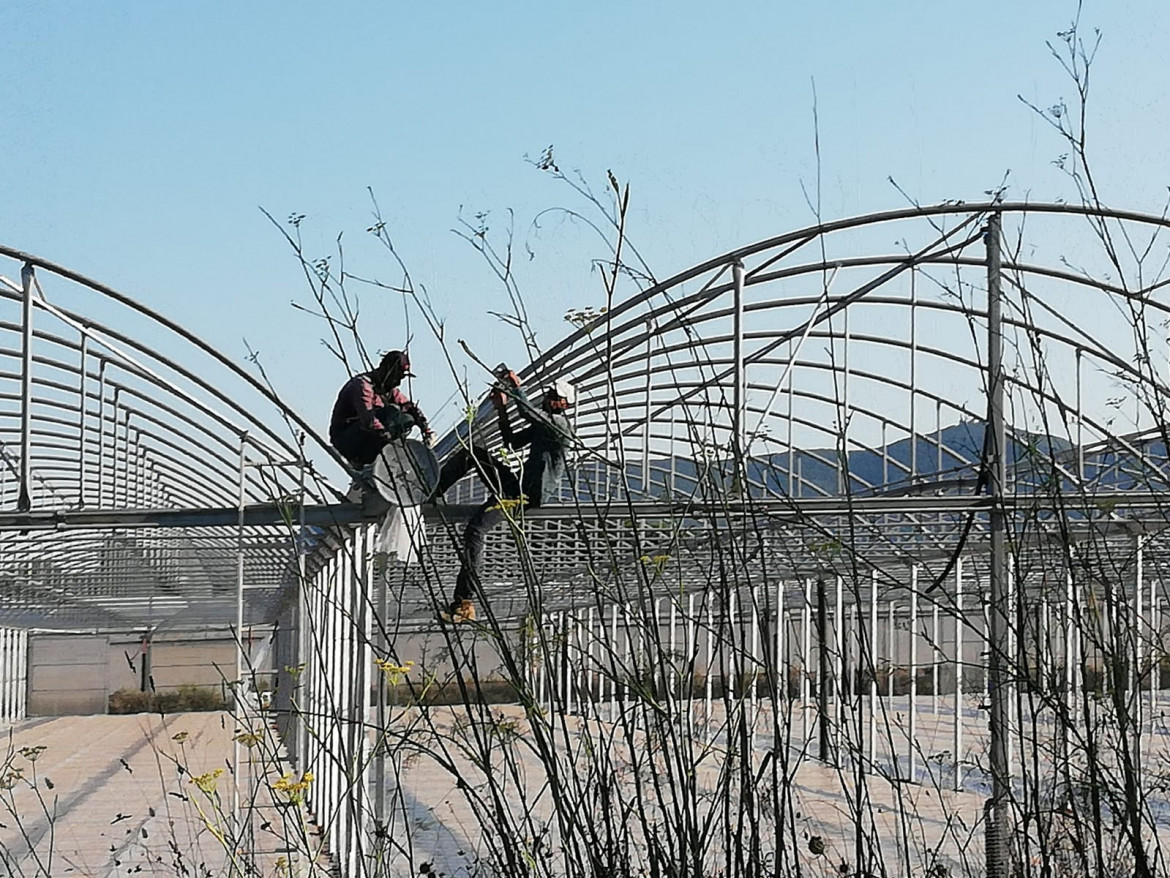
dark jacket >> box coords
[329,373,429,445]
[497,388,573,507]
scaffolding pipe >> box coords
[985,209,1012,877]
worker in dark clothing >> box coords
[329,350,434,495]
[436,372,575,623]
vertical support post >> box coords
[841,303,850,495]
[955,557,965,791]
[834,575,844,752]
[909,267,918,484]
[1065,567,1076,727]
[775,581,785,721]
[889,600,897,776]
[642,317,653,495]
[985,210,1012,877]
[98,362,107,508]
[727,591,737,710]
[751,587,761,742]
[79,333,89,507]
[1040,600,1050,695]
[669,599,678,707]
[869,570,878,768]
[932,601,941,715]
[1075,349,1084,481]
[936,399,943,474]
[1151,593,1159,728]
[686,593,696,720]
[787,338,795,496]
[611,604,620,724]
[802,578,812,745]
[1007,565,1015,773]
[732,259,746,461]
[233,432,248,834]
[1135,536,1144,776]
[882,423,889,486]
[587,606,597,709]
[118,394,128,508]
[18,264,35,512]
[889,601,897,699]
[669,407,678,495]
[909,566,919,781]
[817,578,832,764]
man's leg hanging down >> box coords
[441,498,511,623]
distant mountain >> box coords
[625,419,1081,499]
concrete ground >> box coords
[8,700,1164,877]
[375,696,1170,878]
[0,712,327,878]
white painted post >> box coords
[954,558,964,791]
[848,602,856,725]
[704,599,714,738]
[610,604,620,723]
[653,598,663,713]
[983,585,992,704]
[687,593,696,709]
[1041,599,1050,696]
[869,569,878,769]
[1,630,10,720]
[1151,594,1160,727]
[932,601,941,715]
[909,567,919,781]
[889,599,897,777]
[802,578,812,745]
[1135,538,1144,773]
[728,591,738,736]
[1007,565,1015,773]
[750,586,760,745]
[1066,569,1076,723]
[776,581,786,732]
[834,575,844,753]
[565,611,577,716]
[623,603,632,726]
[669,598,678,708]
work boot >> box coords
[438,599,477,624]
[345,465,376,503]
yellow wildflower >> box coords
[234,729,264,748]
[190,768,224,794]
[487,496,527,513]
[272,770,314,805]
[374,658,415,685]
[0,768,23,790]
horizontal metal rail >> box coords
[1,489,1164,532]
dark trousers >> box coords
[435,445,527,605]
[331,406,414,468]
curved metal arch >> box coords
[441,202,1170,517]
[0,248,340,631]
[0,248,338,466]
[0,289,317,488]
[534,200,1170,370]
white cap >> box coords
[549,378,576,406]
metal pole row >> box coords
[536,560,1168,802]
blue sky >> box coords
[2,1,1166,462]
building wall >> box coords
[27,635,110,716]
[27,632,270,716]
